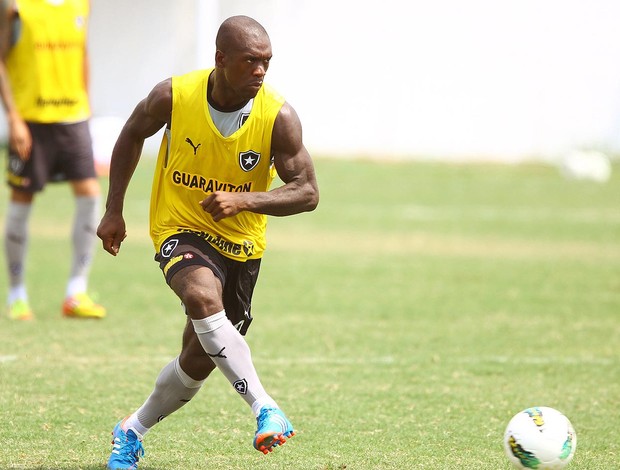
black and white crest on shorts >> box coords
[9,154,25,174]
[233,378,248,395]
[161,239,178,258]
[239,150,260,172]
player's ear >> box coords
[215,50,225,68]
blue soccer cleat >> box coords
[107,419,145,470]
[253,406,295,454]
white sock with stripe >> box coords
[191,310,277,416]
[5,201,31,302]
[123,356,204,436]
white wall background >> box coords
[22,0,620,162]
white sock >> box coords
[123,357,204,436]
[191,311,277,416]
[68,196,99,296]
[66,276,87,297]
[8,284,28,304]
[5,201,31,301]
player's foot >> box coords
[107,418,145,470]
[7,299,33,320]
[253,406,295,454]
[62,293,106,319]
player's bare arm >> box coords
[0,3,31,160]
[97,79,171,255]
[200,102,319,221]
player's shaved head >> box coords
[216,15,269,53]
[211,15,273,108]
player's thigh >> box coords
[56,121,97,182]
[169,265,224,318]
[7,123,53,192]
[156,233,228,317]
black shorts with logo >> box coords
[7,120,96,192]
[155,232,261,335]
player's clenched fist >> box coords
[199,191,246,222]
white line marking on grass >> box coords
[256,355,397,365]
[0,355,17,363]
[457,355,615,366]
[401,205,620,224]
[160,354,614,367]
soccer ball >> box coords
[503,406,577,469]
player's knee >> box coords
[181,284,221,318]
[170,266,223,317]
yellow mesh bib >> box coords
[149,69,285,261]
[6,0,90,123]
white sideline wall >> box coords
[6,0,620,162]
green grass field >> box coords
[1,157,619,469]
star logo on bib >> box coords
[239,150,260,172]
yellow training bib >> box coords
[149,69,285,261]
[6,0,90,123]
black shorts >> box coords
[7,120,96,192]
[155,232,261,335]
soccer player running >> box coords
[0,0,106,320]
[97,15,319,469]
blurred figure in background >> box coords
[0,0,105,320]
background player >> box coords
[1,0,105,320]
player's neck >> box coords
[208,72,249,113]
